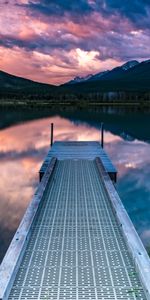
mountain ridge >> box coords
[0,69,55,88]
[66,60,140,84]
[62,59,150,93]
[0,59,150,99]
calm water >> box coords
[0,107,150,262]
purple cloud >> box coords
[0,0,149,84]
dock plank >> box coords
[39,141,117,182]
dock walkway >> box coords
[39,142,117,182]
[0,142,150,300]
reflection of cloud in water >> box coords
[117,172,150,248]
[0,116,121,153]
[105,138,150,248]
[141,230,150,243]
[0,116,102,261]
[105,139,150,178]
[0,115,150,261]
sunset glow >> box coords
[0,1,149,84]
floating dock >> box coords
[39,141,117,182]
[0,141,150,300]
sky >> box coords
[0,0,150,85]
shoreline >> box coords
[0,100,150,108]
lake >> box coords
[0,106,150,263]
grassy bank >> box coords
[0,99,150,109]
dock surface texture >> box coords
[39,142,116,180]
[1,142,150,300]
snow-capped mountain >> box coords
[68,74,93,84]
[121,60,139,71]
[64,59,150,92]
[66,60,140,84]
[88,70,109,81]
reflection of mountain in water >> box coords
[117,169,150,249]
[120,132,135,141]
[0,107,150,143]
[60,109,150,143]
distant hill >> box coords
[0,70,57,99]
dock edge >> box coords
[0,157,57,300]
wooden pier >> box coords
[0,141,150,300]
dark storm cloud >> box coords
[24,0,150,28]
[102,0,149,16]
[0,31,84,53]
[3,0,150,55]
[20,0,93,17]
[0,0,149,84]
[0,34,37,50]
[101,0,150,28]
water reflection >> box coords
[105,139,150,248]
[0,114,150,262]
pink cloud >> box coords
[0,1,149,84]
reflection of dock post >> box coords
[50,123,54,147]
[101,122,104,148]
